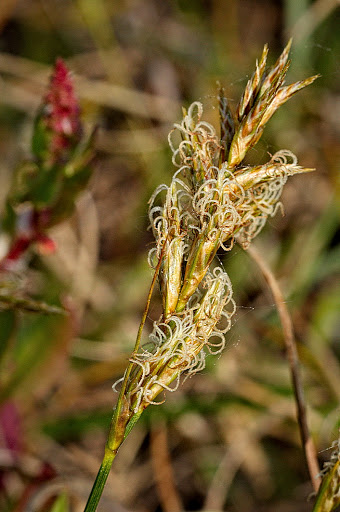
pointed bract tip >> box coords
[286,38,293,51]
[299,167,315,173]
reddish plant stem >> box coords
[246,244,321,492]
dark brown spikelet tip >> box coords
[43,58,82,157]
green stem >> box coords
[83,446,116,512]
[124,411,142,438]
[83,247,165,511]
[84,412,142,512]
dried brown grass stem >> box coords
[150,420,183,512]
[246,244,321,492]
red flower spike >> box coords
[43,58,82,159]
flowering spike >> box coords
[259,38,292,98]
[109,41,317,461]
[257,74,320,133]
[236,43,268,121]
[32,58,82,164]
[228,40,318,168]
[82,43,319,511]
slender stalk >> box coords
[246,244,321,492]
[84,447,116,512]
[83,248,165,512]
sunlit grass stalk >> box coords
[84,41,318,511]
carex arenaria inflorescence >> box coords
[114,40,318,424]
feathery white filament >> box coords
[125,266,234,411]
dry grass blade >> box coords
[150,420,183,512]
[246,244,321,492]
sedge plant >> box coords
[83,40,324,510]
[2,44,338,512]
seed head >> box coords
[113,42,318,422]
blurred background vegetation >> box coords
[0,1,339,511]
